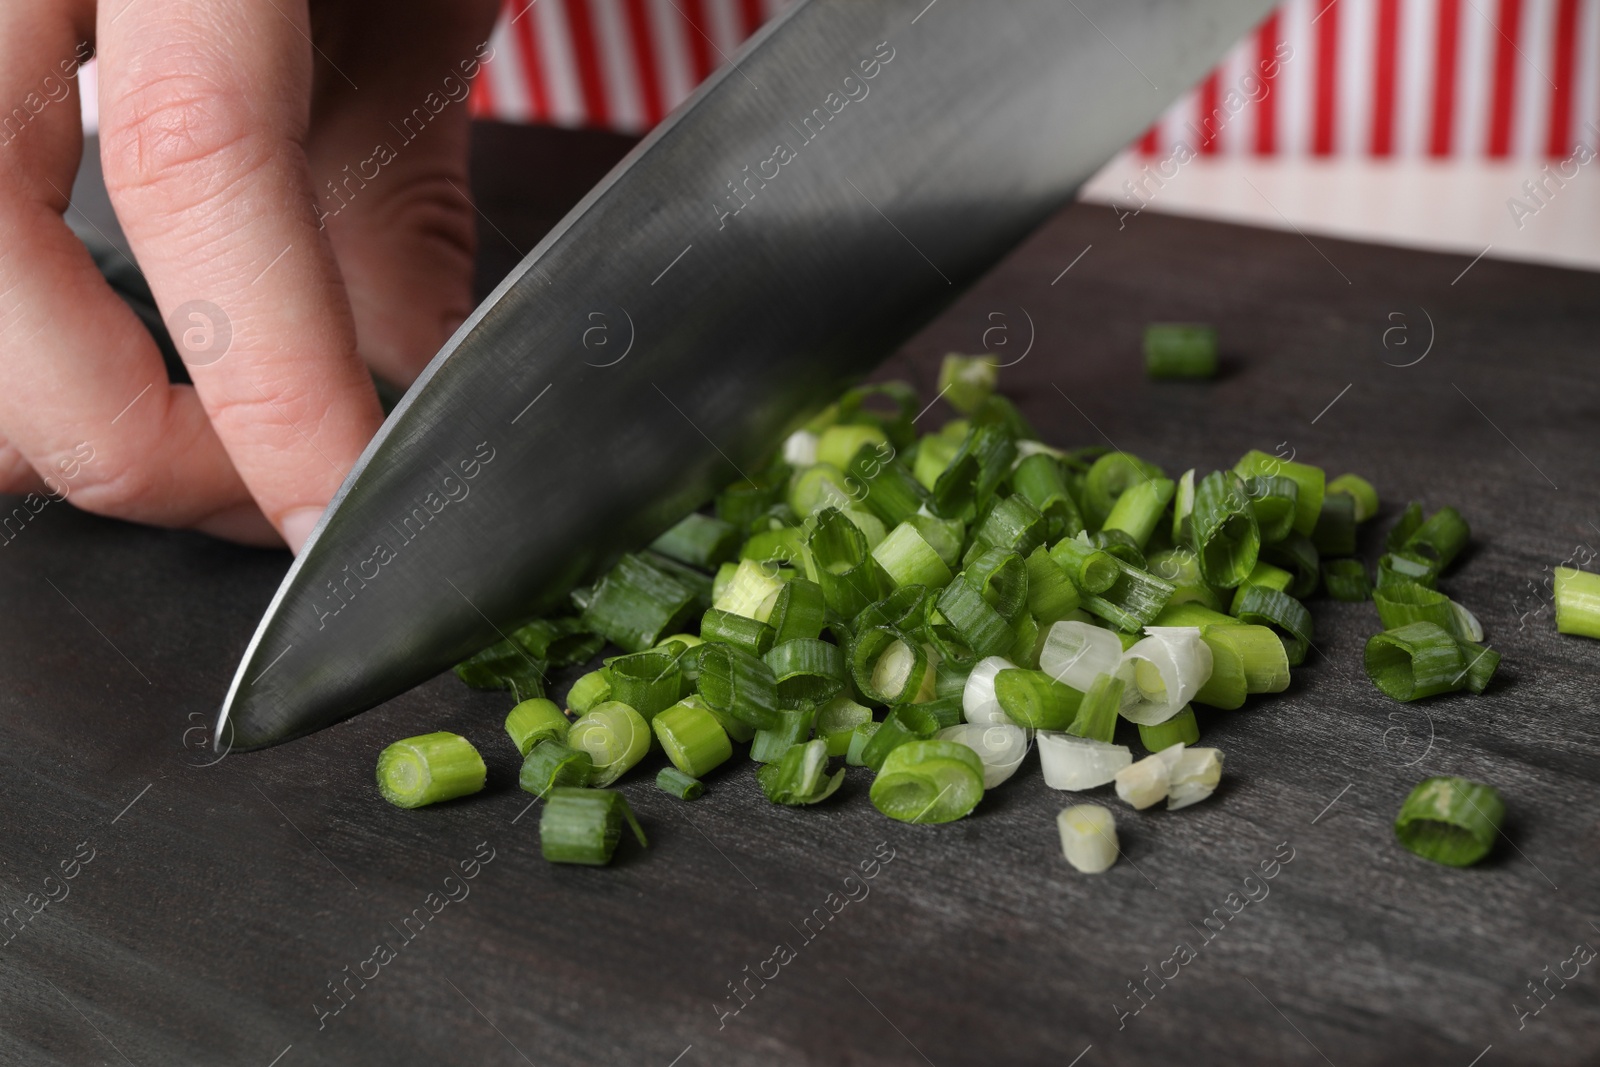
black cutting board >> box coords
[2,122,1598,1066]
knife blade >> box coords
[217,0,1275,751]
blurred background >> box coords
[78,0,1600,271]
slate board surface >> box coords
[3,121,1599,1067]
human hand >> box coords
[0,0,501,550]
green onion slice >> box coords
[962,547,1030,622]
[539,787,647,866]
[1147,546,1225,612]
[757,739,844,805]
[1261,531,1320,598]
[1311,491,1357,557]
[860,704,940,771]
[509,616,605,668]
[1038,620,1123,692]
[764,638,847,705]
[1377,550,1440,589]
[1386,501,1425,551]
[855,584,932,633]
[1048,535,1119,596]
[750,706,819,764]
[1066,671,1124,744]
[935,579,1015,659]
[961,655,1019,724]
[966,495,1047,563]
[1233,585,1314,667]
[452,640,547,702]
[816,696,873,757]
[930,423,1016,520]
[869,739,986,824]
[1322,558,1372,602]
[1024,545,1082,625]
[1100,477,1176,550]
[651,700,733,777]
[505,698,571,757]
[1233,450,1324,537]
[1118,626,1213,724]
[846,720,882,766]
[937,353,998,412]
[872,522,953,589]
[697,645,781,731]
[767,577,827,644]
[1057,803,1120,873]
[850,626,934,705]
[1373,580,1472,640]
[1138,706,1199,752]
[1012,453,1086,541]
[603,650,683,720]
[1326,473,1379,522]
[575,553,698,653]
[1081,451,1164,532]
[1554,566,1600,639]
[845,444,931,527]
[1171,468,1196,545]
[1143,323,1218,379]
[376,732,487,809]
[1189,470,1261,589]
[1402,507,1470,572]
[806,507,891,618]
[1363,622,1466,702]
[1244,474,1299,545]
[993,668,1084,730]
[1393,776,1504,867]
[649,512,740,569]
[656,766,704,801]
[1081,559,1176,633]
[566,669,612,715]
[933,722,1029,788]
[567,701,652,786]
[712,558,785,622]
[518,739,594,797]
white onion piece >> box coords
[1118,627,1212,725]
[1451,601,1485,643]
[1057,804,1119,874]
[1167,746,1223,810]
[782,430,819,467]
[1113,743,1185,809]
[1040,621,1124,692]
[1038,732,1132,790]
[935,723,1029,788]
[962,656,1018,724]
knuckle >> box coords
[66,446,161,517]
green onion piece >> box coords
[699,607,776,657]
[1214,623,1289,695]
[850,626,933,705]
[1228,560,1293,615]
[603,650,682,721]
[518,739,594,797]
[505,698,571,757]
[1191,629,1247,709]
[963,547,1030,622]
[1393,776,1504,867]
[1066,672,1124,743]
[788,462,853,516]
[1138,706,1199,751]
[938,353,998,413]
[1326,473,1379,523]
[1311,492,1357,556]
[757,739,845,805]
[1146,547,1225,611]
[539,787,647,866]
[508,617,605,668]
[1081,559,1177,633]
[934,658,973,700]
[1403,507,1471,572]
[934,577,1014,658]
[651,700,733,777]
[1386,501,1425,551]
[683,692,754,744]
[740,527,806,571]
[1091,528,1145,569]
[1233,585,1315,667]
[1008,612,1041,669]
[644,550,717,612]
[1190,470,1261,589]
[1373,580,1469,639]
[1171,468,1196,544]
[1322,558,1372,601]
[715,466,787,529]
[855,584,932,633]
[1233,450,1325,537]
[835,381,921,448]
[750,706,818,763]
[575,554,698,653]
[453,639,547,702]
[764,638,847,705]
[1012,453,1086,541]
[649,512,740,569]
[816,423,889,471]
[1101,477,1176,549]
[567,701,652,786]
[1153,601,1239,629]
[566,670,612,715]
[766,577,827,644]
[912,432,961,491]
[968,393,1037,441]
[1049,535,1120,595]
[965,495,1047,564]
[1024,546,1083,625]
[806,507,891,618]
[1143,323,1218,379]
[711,561,739,603]
[713,558,785,622]
[846,720,882,766]
[697,645,781,731]
[1261,531,1321,598]
[919,694,965,729]
[869,739,985,824]
[376,732,487,809]
[816,696,873,757]
[1377,550,1440,589]
[1364,622,1466,701]
[930,423,1016,520]
[845,444,931,527]
[872,522,953,589]
[1554,566,1600,638]
[994,668,1083,729]
[656,766,704,801]
[860,704,939,771]
[907,513,965,568]
[1453,638,1500,694]
[1243,474,1299,545]
[1081,451,1164,532]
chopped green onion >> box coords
[656,766,704,800]
[1081,559,1176,633]
[1402,507,1470,572]
[1233,450,1324,537]
[604,650,682,720]
[1453,638,1500,694]
[1261,531,1320,598]
[1101,477,1175,549]
[453,639,547,702]
[782,429,819,467]
[869,739,986,824]
[963,547,1030,622]
[816,696,873,757]
[505,698,571,757]
[912,433,961,491]
[934,722,1029,788]
[1024,545,1082,625]
[1081,452,1164,532]
[907,513,965,568]
[1039,621,1121,692]
[1067,672,1124,743]
[1167,747,1223,809]
[1119,627,1212,723]
[1113,745,1183,810]
[651,700,733,777]
[806,507,890,618]
[518,740,594,797]
[935,579,1014,659]
[713,559,785,622]
[715,467,786,529]
[1190,628,1246,709]
[855,584,931,633]
[740,527,806,570]
[1153,601,1239,629]
[1011,453,1085,541]
[846,720,882,766]
[539,787,647,866]
[788,463,853,516]
[699,607,776,657]
[860,704,940,771]
[872,522,953,589]
[1377,550,1440,589]
[1091,528,1145,568]
[1139,706,1199,751]
[920,695,965,729]
[1049,535,1119,595]
[965,495,1046,563]
[835,381,920,448]
[566,669,612,715]
[1189,470,1260,589]
[845,444,931,527]
[750,706,818,763]
[994,668,1083,729]
[1386,501,1425,551]
[766,578,827,644]
[1393,776,1503,867]
[1213,623,1289,695]
[1311,492,1357,556]
[649,512,740,569]
[1057,804,1120,873]
[1554,566,1600,638]
[938,353,998,413]
[816,423,888,471]
[1364,622,1466,701]
[696,644,781,731]
[1171,468,1196,544]
[961,655,1018,724]
[1146,547,1225,612]
[1326,473,1379,522]
[764,638,847,705]
[575,553,699,653]
[850,626,933,705]
[757,739,844,805]
[1143,323,1217,379]
[1373,580,1472,640]
[1233,585,1314,666]
[1322,558,1372,601]
[568,701,652,786]
[1228,559,1293,615]
[1243,474,1299,545]
[1039,733,1132,789]
[930,423,1016,520]
[376,732,487,809]
[509,617,605,667]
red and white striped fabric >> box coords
[469,0,1599,159]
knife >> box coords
[217,0,1275,752]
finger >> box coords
[306,0,499,386]
[0,4,279,544]
[98,0,384,552]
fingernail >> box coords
[279,506,325,555]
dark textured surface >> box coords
[3,121,1599,1066]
